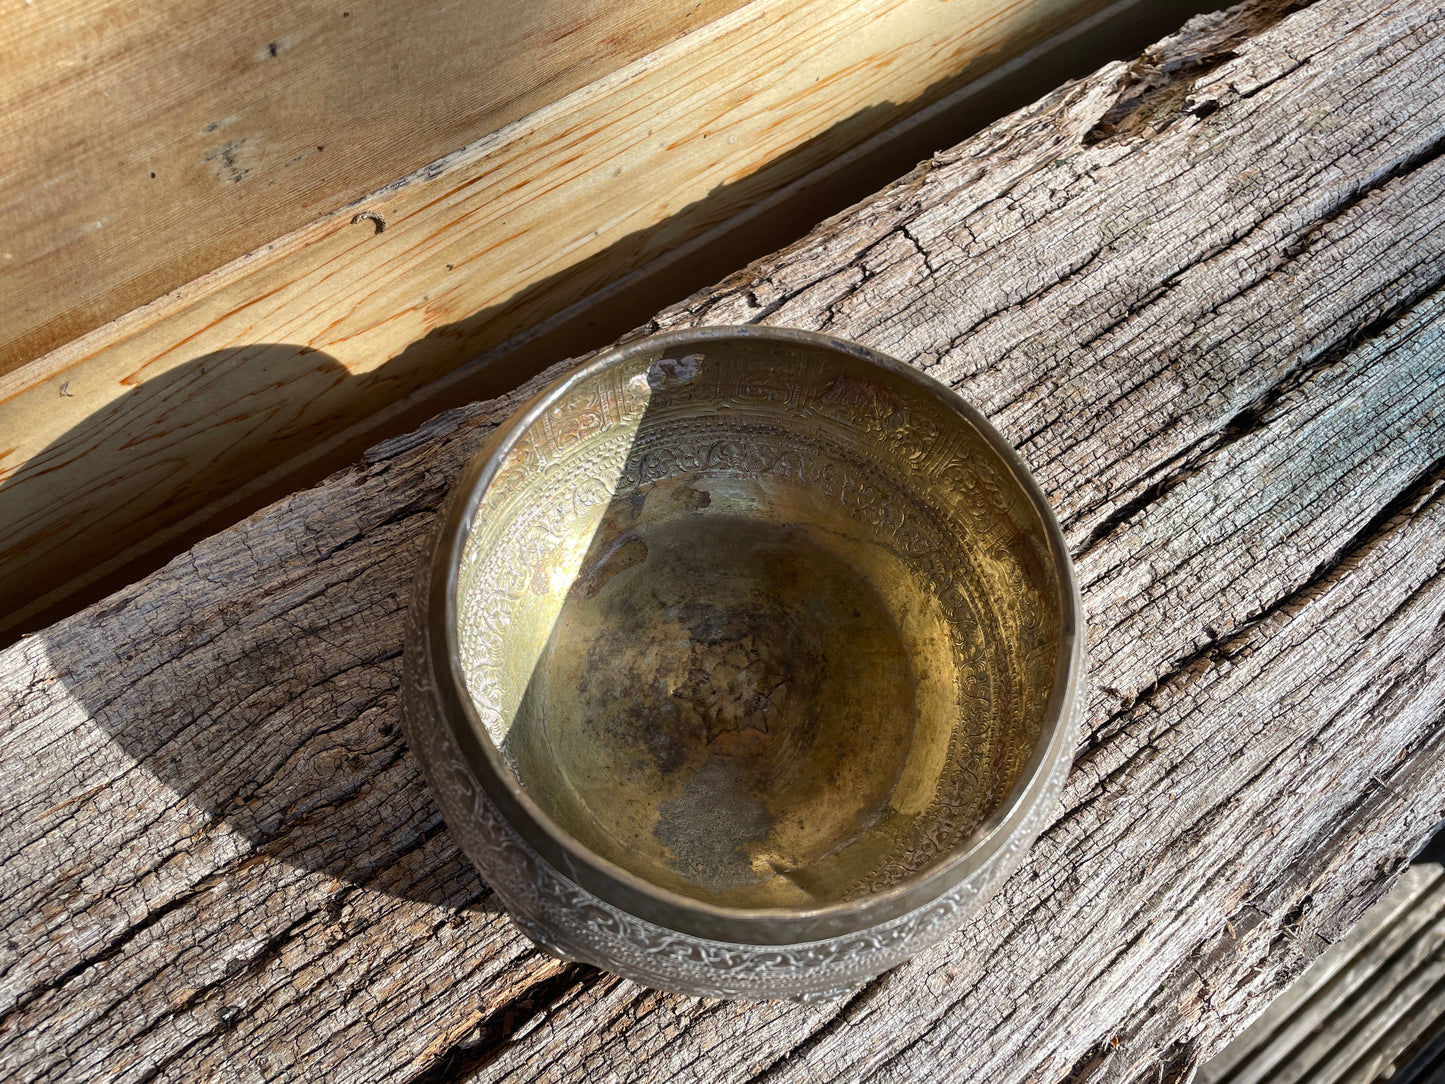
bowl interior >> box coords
[453,336,1064,912]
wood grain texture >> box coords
[3,0,1445,1081]
[0,0,1119,638]
[0,0,748,373]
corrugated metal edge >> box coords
[1201,827,1445,1084]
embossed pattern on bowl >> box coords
[401,327,1083,1000]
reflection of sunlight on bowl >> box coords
[402,326,1083,1000]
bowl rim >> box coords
[423,325,1085,945]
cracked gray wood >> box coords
[3,0,1445,1080]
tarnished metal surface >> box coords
[404,326,1082,995]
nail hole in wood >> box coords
[351,211,386,234]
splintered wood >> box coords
[2,0,1443,1081]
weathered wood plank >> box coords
[2,0,1444,1081]
[0,0,1127,640]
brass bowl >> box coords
[401,326,1083,1000]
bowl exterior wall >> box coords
[399,326,1083,1000]
[402,554,1076,1000]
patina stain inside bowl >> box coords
[451,335,1063,917]
[527,498,939,908]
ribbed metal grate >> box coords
[1201,833,1445,1084]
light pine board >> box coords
[0,0,749,373]
[0,0,1120,636]
[2,0,1444,1080]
